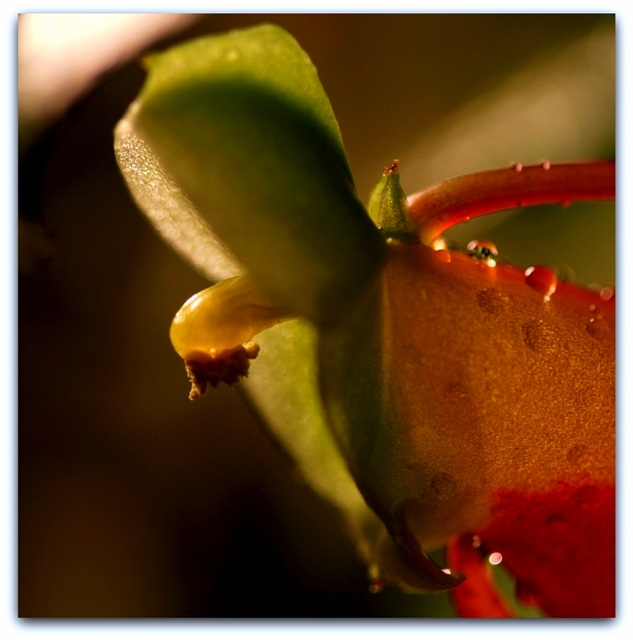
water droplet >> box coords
[567,443,591,467]
[525,266,557,299]
[430,472,457,501]
[541,160,551,170]
[467,239,498,266]
[369,579,385,594]
[589,304,597,312]
[600,287,614,302]
[434,249,452,263]
[521,319,556,353]
[586,316,609,340]
[476,287,510,315]
[488,552,503,565]
[510,162,523,172]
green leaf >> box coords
[115,24,385,327]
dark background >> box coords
[18,14,614,617]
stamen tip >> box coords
[184,343,260,399]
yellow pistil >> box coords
[170,274,292,398]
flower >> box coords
[114,24,615,617]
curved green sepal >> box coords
[117,24,386,327]
[367,161,418,243]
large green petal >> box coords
[115,24,385,327]
[245,319,372,521]
[114,24,397,588]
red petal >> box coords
[478,481,615,617]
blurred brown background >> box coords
[18,14,614,617]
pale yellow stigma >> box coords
[170,274,291,359]
[169,274,293,397]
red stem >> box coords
[408,161,615,244]
[446,534,516,618]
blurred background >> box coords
[17,14,615,617]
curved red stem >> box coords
[407,161,615,244]
[446,534,516,618]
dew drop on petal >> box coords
[510,161,523,172]
[476,287,510,315]
[541,160,551,170]
[467,239,498,266]
[521,319,557,353]
[525,266,557,299]
[369,579,385,594]
[488,552,503,566]
[567,443,591,467]
[600,287,614,302]
[586,316,609,340]
[434,248,452,263]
